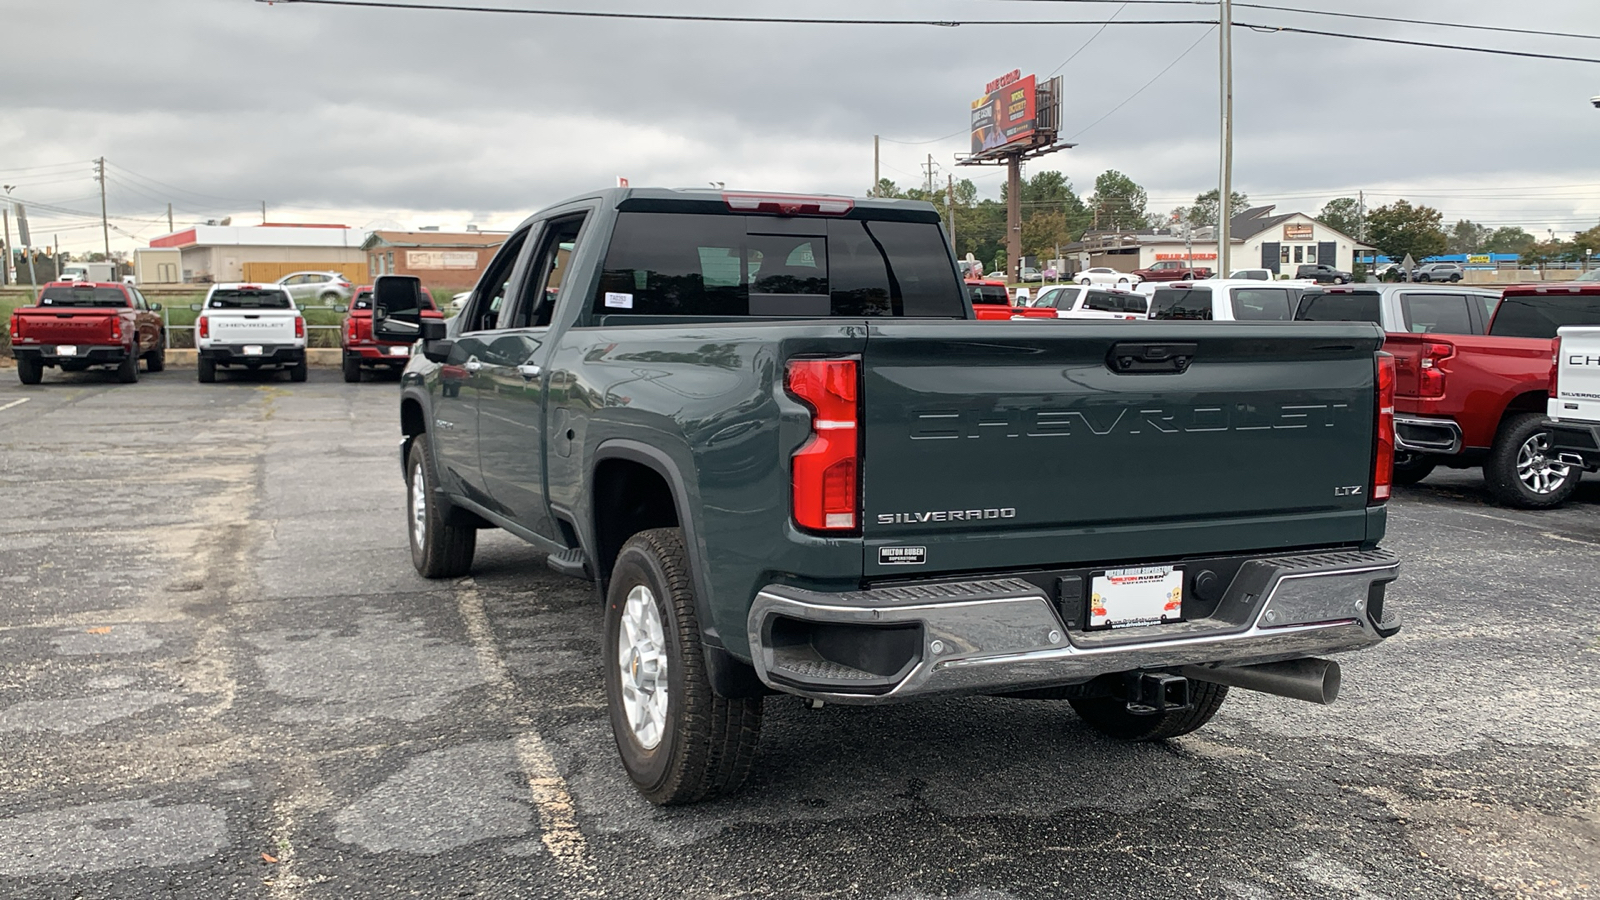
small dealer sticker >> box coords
[879,546,927,566]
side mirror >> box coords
[333,304,348,313]
[149,302,163,311]
[373,275,424,341]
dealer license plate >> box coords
[388,345,410,356]
[243,345,263,356]
[1089,566,1184,630]
[56,345,77,356]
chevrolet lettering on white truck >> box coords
[195,284,309,383]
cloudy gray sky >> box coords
[5,0,1599,254]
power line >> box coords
[104,161,260,207]
[1068,25,1215,140]
[1046,1,1127,76]
[1234,3,1600,43]
[1235,22,1600,65]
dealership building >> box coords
[362,229,506,291]
[1068,206,1376,276]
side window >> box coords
[460,229,530,333]
[1083,290,1121,312]
[509,215,588,329]
[131,289,147,310]
[1402,294,1473,334]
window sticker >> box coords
[604,292,634,309]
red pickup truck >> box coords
[9,281,166,385]
[965,279,1056,320]
[1133,260,1213,282]
[341,285,443,382]
[1388,283,1600,507]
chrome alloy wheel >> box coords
[411,463,428,547]
[618,584,669,750]
[1517,431,1570,495]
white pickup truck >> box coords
[195,283,308,383]
[1548,326,1600,473]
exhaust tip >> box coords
[1182,658,1342,705]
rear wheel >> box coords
[1392,452,1437,486]
[604,528,762,805]
[320,291,340,304]
[288,359,309,383]
[16,357,43,385]
[1484,413,1579,509]
[197,357,216,383]
[1070,680,1229,741]
[1449,274,1462,282]
[342,353,362,383]
[116,350,139,384]
[146,340,166,372]
[406,437,476,578]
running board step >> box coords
[546,547,590,580]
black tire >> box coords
[116,350,139,384]
[1392,452,1437,486]
[146,340,166,373]
[406,438,475,578]
[604,528,762,805]
[288,360,309,383]
[197,357,217,384]
[1449,274,1462,283]
[1416,274,1430,283]
[17,357,43,385]
[342,354,362,383]
[1484,412,1580,509]
[1069,680,1229,741]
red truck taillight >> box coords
[1373,352,1396,504]
[109,316,123,342]
[198,316,209,338]
[294,316,305,339]
[786,358,860,532]
[346,318,359,342]
[1417,340,1453,399]
[1549,336,1561,400]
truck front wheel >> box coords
[1484,412,1579,508]
[604,528,762,805]
[1069,680,1228,741]
[146,340,166,373]
[406,438,475,577]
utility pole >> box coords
[1007,156,1022,282]
[1216,0,1234,278]
[95,157,110,258]
[261,201,267,224]
[947,174,956,248]
[1356,190,1366,240]
[926,153,933,195]
[873,135,880,197]
[167,202,174,233]
[1,206,9,286]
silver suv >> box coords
[1413,262,1464,283]
[275,271,353,304]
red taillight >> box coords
[786,358,860,532]
[294,317,305,339]
[1373,352,1396,504]
[346,318,358,341]
[110,317,122,342]
[198,316,209,338]
[10,315,20,340]
[1417,339,1453,399]
[1549,336,1561,400]
[724,192,854,216]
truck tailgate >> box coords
[860,321,1384,576]
[209,313,299,345]
[14,310,119,345]
[1554,326,1600,422]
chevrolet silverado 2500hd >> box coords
[379,188,1403,806]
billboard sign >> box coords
[971,70,1037,157]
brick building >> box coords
[362,230,506,291]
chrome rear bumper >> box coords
[747,549,1400,704]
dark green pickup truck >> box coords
[374,188,1403,805]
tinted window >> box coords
[1231,287,1293,321]
[1296,290,1381,324]
[353,290,373,310]
[1489,295,1600,339]
[39,286,129,307]
[968,284,1010,305]
[1402,294,1473,334]
[1083,290,1122,312]
[1150,287,1213,320]
[1121,293,1148,314]
[595,212,962,318]
[207,289,292,309]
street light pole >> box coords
[1217,0,1234,278]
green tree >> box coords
[1482,226,1536,256]
[1022,210,1072,261]
[1521,238,1575,267]
[1317,197,1364,238]
[1185,189,1250,227]
[1569,223,1600,261]
[1446,219,1489,255]
[1088,170,1147,231]
[1366,200,1447,262]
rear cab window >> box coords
[208,288,293,309]
[1489,293,1600,339]
[38,286,130,308]
[1149,287,1213,320]
[1296,290,1381,324]
[1401,293,1475,334]
[593,210,964,319]
[1230,287,1293,321]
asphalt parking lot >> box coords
[0,366,1596,900]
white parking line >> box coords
[0,398,30,412]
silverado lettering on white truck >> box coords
[375,187,1403,807]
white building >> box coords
[148,224,369,284]
[1070,206,1374,276]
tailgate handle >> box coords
[1107,342,1197,374]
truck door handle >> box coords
[464,359,483,373]
[1107,342,1198,374]
[517,364,542,380]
